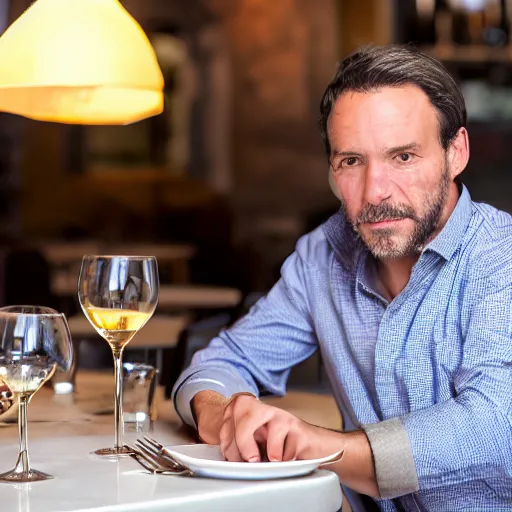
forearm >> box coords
[302,424,379,498]
[335,430,379,498]
[192,390,231,444]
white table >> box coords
[0,373,343,512]
[0,435,342,512]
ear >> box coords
[446,127,469,181]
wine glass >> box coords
[78,255,159,456]
[0,306,74,482]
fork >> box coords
[136,437,195,475]
[137,436,196,476]
[140,435,173,454]
[138,436,193,470]
[135,439,183,470]
[126,444,192,476]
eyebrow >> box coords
[384,142,421,156]
[331,149,364,158]
[331,142,421,159]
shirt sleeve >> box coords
[365,285,512,499]
[362,418,419,499]
[172,244,318,428]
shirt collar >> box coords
[425,184,473,261]
[323,184,474,269]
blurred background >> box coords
[0,0,509,388]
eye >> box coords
[330,154,364,173]
[341,156,360,168]
[396,152,413,163]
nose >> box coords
[363,161,392,206]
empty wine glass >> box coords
[0,306,74,482]
[78,256,159,456]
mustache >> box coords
[355,202,417,225]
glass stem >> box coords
[14,394,30,475]
[113,348,124,452]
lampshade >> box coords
[0,0,164,124]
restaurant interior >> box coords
[0,0,510,511]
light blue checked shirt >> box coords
[173,185,512,512]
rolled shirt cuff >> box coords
[362,417,419,499]
[173,368,258,429]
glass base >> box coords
[93,446,133,457]
[0,468,53,482]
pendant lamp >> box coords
[0,0,164,124]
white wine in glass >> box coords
[0,306,74,482]
[84,308,151,349]
[78,255,159,456]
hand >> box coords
[192,390,379,497]
[219,394,319,463]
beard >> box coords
[342,164,450,259]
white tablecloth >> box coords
[0,372,343,512]
[0,434,342,512]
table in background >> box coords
[103,243,196,284]
[41,241,197,299]
[157,284,242,310]
[54,278,242,311]
[67,314,189,373]
[38,240,101,267]
[0,371,343,512]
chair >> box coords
[0,246,58,309]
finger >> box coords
[265,420,288,462]
[219,418,233,457]
[234,431,261,463]
[223,437,244,462]
[254,424,268,444]
[220,420,243,462]
[219,414,245,462]
[233,408,273,462]
[283,431,298,461]
[223,402,233,422]
[254,425,268,462]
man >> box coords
[172,45,512,511]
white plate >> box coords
[164,444,343,480]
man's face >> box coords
[328,85,453,259]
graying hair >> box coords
[319,44,467,157]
